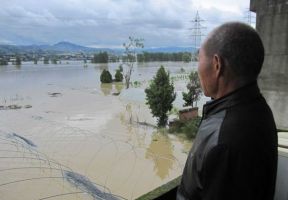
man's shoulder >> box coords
[218,99,277,150]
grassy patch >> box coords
[169,117,201,139]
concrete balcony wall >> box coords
[251,0,288,130]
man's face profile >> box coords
[197,46,217,98]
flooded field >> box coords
[0,61,207,199]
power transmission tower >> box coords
[245,8,256,27]
[189,11,205,63]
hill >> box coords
[0,41,196,55]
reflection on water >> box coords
[14,65,21,70]
[101,83,113,96]
[100,83,125,96]
[0,61,194,199]
[115,82,124,94]
[146,132,174,180]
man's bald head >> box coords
[203,22,264,82]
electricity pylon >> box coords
[189,11,205,63]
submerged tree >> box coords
[122,36,144,89]
[100,69,112,83]
[182,71,202,107]
[145,66,176,127]
[114,69,123,82]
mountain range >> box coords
[0,41,197,55]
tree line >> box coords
[91,51,197,64]
[91,52,109,63]
[137,52,197,62]
[0,51,198,66]
[0,55,61,65]
[0,56,21,65]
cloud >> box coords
[193,0,249,14]
[0,39,15,45]
[0,0,251,47]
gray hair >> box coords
[203,22,264,81]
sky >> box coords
[0,0,254,48]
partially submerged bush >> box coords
[114,69,123,82]
[169,116,201,139]
[100,69,112,83]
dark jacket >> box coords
[177,82,278,200]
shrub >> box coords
[114,69,123,82]
[168,116,201,139]
[100,69,112,83]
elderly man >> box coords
[177,22,278,200]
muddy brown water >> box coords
[0,61,206,199]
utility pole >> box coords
[189,11,205,64]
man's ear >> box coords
[212,54,223,78]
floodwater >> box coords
[0,61,206,199]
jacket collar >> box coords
[202,81,261,119]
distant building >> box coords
[250,0,288,130]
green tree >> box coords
[115,69,123,82]
[182,53,191,62]
[182,71,202,107]
[137,53,145,62]
[135,52,194,62]
[109,54,119,62]
[145,66,176,127]
[92,52,108,63]
[122,36,144,89]
[100,69,112,83]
